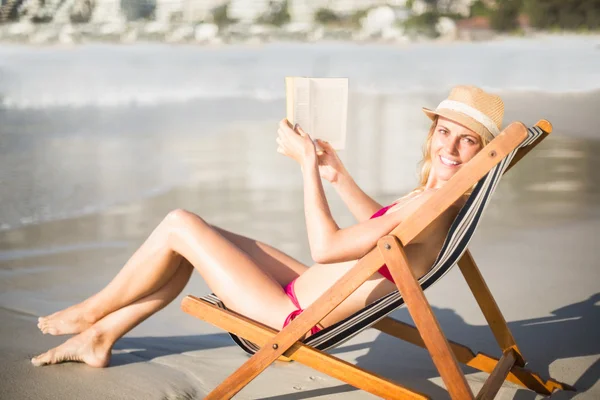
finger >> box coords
[318,140,336,154]
[280,118,293,130]
[298,128,315,144]
[296,125,308,138]
[277,127,286,140]
[279,125,294,138]
[316,139,333,149]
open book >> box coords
[285,77,348,150]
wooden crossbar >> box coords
[201,249,386,399]
[372,317,569,395]
[181,296,429,400]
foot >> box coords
[37,304,95,335]
[31,327,111,368]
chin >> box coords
[433,164,459,183]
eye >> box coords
[462,136,476,145]
[437,128,449,135]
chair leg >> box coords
[475,349,517,400]
[198,249,389,399]
[372,316,571,395]
[457,250,525,366]
[181,295,429,400]
[378,236,475,400]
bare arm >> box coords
[305,188,445,264]
[277,121,445,265]
[331,172,382,222]
[315,140,382,222]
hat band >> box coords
[436,100,500,137]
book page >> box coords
[285,77,311,132]
[309,78,348,150]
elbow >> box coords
[311,243,348,264]
[311,248,329,264]
[311,242,336,264]
[310,229,343,264]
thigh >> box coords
[210,225,309,286]
[168,211,298,330]
[322,273,397,328]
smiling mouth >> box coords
[439,155,461,167]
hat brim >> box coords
[422,107,495,142]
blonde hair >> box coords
[413,116,491,193]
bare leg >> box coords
[33,210,306,367]
[32,259,194,367]
[38,210,308,336]
[39,209,299,335]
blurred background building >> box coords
[0,0,598,44]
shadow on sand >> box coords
[111,293,599,399]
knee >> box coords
[164,209,205,229]
[162,209,207,250]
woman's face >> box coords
[429,116,484,187]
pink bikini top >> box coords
[370,203,397,283]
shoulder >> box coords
[386,188,466,219]
[386,189,439,220]
[389,188,463,243]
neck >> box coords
[424,173,446,190]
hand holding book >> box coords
[314,139,349,184]
[276,119,349,184]
[276,119,317,166]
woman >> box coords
[32,85,503,367]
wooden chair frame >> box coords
[181,120,573,399]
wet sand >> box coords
[1,90,599,399]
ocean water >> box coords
[1,37,599,231]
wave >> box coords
[0,87,283,109]
[0,183,175,232]
[2,84,599,110]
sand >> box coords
[1,88,599,398]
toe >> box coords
[31,353,48,367]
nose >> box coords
[443,135,459,155]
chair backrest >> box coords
[222,125,544,354]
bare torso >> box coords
[294,193,463,330]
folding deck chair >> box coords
[181,120,573,399]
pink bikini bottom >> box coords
[282,278,322,336]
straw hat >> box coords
[422,85,504,141]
